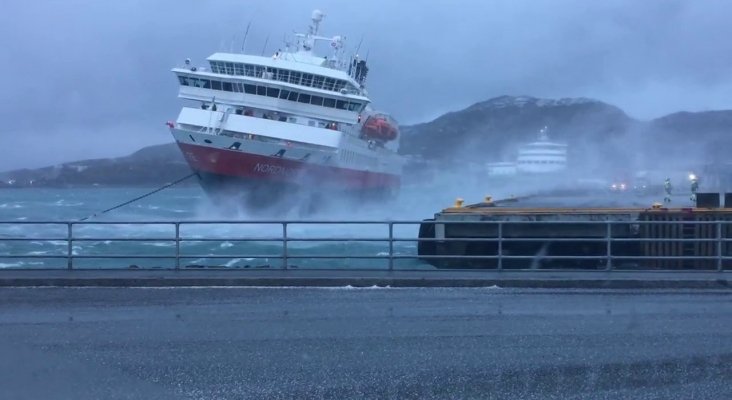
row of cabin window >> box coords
[209,61,351,93]
[179,76,362,112]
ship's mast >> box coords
[293,10,345,68]
[539,126,549,141]
[310,9,323,35]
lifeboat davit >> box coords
[361,115,398,142]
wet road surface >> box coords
[0,287,730,399]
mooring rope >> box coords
[79,172,198,221]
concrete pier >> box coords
[418,193,732,269]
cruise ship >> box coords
[167,10,402,210]
[486,126,568,176]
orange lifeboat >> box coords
[360,115,398,142]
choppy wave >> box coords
[54,199,84,207]
[0,261,46,269]
[0,187,438,270]
[141,242,175,248]
[224,258,242,267]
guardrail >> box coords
[0,220,731,271]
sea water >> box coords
[0,186,435,270]
[0,171,557,270]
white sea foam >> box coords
[0,262,22,268]
[224,258,242,267]
[141,242,174,247]
[53,199,84,207]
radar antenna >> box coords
[310,9,324,35]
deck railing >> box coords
[0,220,731,271]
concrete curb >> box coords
[0,270,729,289]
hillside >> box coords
[0,143,189,187]
[400,96,635,164]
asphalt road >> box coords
[0,287,730,399]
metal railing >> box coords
[1,219,732,271]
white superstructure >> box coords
[486,127,568,176]
[516,126,568,173]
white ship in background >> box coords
[167,10,403,210]
[486,126,568,176]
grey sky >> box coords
[2,0,731,170]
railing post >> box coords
[497,222,503,271]
[606,221,613,271]
[717,221,724,272]
[388,222,394,271]
[282,222,288,269]
[67,223,73,270]
[175,222,181,270]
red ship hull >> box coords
[177,142,400,211]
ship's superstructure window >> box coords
[289,72,301,85]
[179,76,211,89]
[313,76,324,89]
[302,73,313,87]
[324,78,335,91]
[178,75,365,112]
[208,60,356,94]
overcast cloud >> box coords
[1,0,732,170]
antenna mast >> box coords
[241,21,252,53]
[310,9,324,35]
[261,35,269,56]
